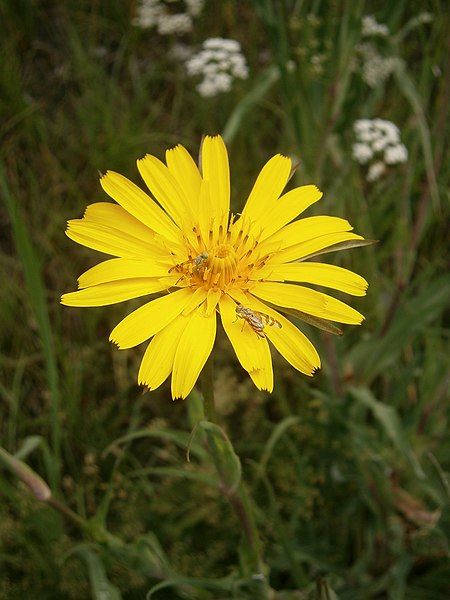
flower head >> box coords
[353,119,408,181]
[133,0,204,35]
[186,38,249,98]
[62,136,368,399]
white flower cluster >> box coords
[133,0,203,35]
[186,38,249,98]
[362,15,389,37]
[357,43,402,87]
[352,119,408,181]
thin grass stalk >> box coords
[0,161,61,489]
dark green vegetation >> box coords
[0,1,449,598]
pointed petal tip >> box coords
[109,335,120,348]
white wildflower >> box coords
[367,161,386,181]
[416,12,433,24]
[356,43,402,87]
[362,15,389,37]
[353,118,408,181]
[157,13,192,35]
[384,143,408,164]
[132,0,160,28]
[186,38,249,98]
[352,143,373,164]
[372,137,390,152]
[133,0,204,34]
[373,119,400,142]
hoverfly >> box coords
[191,252,209,274]
[235,303,282,338]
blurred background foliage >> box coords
[0,0,449,598]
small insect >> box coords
[235,303,282,338]
[191,252,209,274]
[169,252,209,282]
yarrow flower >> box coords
[361,15,389,37]
[353,119,408,181]
[133,0,204,35]
[62,136,368,399]
[186,38,249,97]
[356,43,402,88]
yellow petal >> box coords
[138,315,188,390]
[247,295,320,375]
[137,154,192,227]
[66,220,164,259]
[205,288,221,316]
[166,144,202,213]
[109,287,192,349]
[251,281,364,324]
[260,216,352,255]
[258,185,323,240]
[241,154,292,222]
[271,232,364,264]
[83,203,155,243]
[171,309,217,399]
[248,335,273,392]
[99,172,182,244]
[181,287,208,315]
[201,135,230,220]
[197,180,214,244]
[61,278,168,307]
[78,258,171,288]
[219,294,267,373]
[262,263,369,296]
[248,365,273,393]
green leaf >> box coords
[68,545,122,600]
[193,421,242,493]
[128,466,218,487]
[257,416,300,477]
[0,162,61,488]
[146,575,240,599]
[262,301,343,335]
[394,63,440,211]
[102,428,207,461]
[300,239,378,261]
[349,387,424,478]
[222,65,280,144]
[316,576,340,600]
[351,276,450,382]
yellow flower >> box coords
[62,135,368,399]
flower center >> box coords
[172,216,271,292]
[207,244,238,288]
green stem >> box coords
[47,496,88,530]
[200,354,216,422]
[201,357,271,597]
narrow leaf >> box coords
[263,301,343,335]
[299,239,378,261]
[194,421,242,493]
[0,446,51,501]
[349,387,424,478]
[258,416,300,476]
[69,546,122,600]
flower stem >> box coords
[200,356,271,597]
[201,354,216,422]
